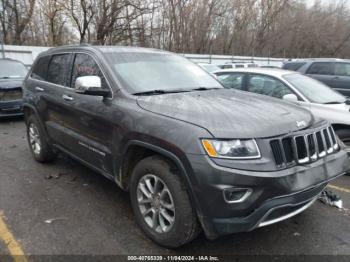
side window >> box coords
[31,56,51,81]
[46,54,72,86]
[71,53,108,89]
[216,73,244,90]
[307,62,334,75]
[282,62,306,71]
[247,75,293,99]
[222,65,233,69]
[334,63,350,76]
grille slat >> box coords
[270,126,338,168]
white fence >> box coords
[1,45,49,66]
[183,53,284,67]
[0,44,285,67]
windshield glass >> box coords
[104,52,222,94]
[283,73,346,104]
[0,60,28,78]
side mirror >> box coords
[75,76,110,97]
[283,94,298,102]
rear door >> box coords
[27,53,74,142]
[332,62,350,96]
[306,62,335,87]
[39,53,74,148]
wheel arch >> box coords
[23,103,50,141]
[118,140,202,215]
[119,141,191,189]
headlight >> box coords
[201,139,261,159]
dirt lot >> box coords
[1,118,350,259]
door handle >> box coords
[62,94,74,101]
[35,86,44,92]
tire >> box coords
[26,114,57,163]
[129,155,201,248]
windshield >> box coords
[104,52,222,94]
[283,73,346,104]
[0,60,28,79]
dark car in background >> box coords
[282,59,350,97]
[0,58,28,118]
[22,45,350,247]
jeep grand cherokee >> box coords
[22,45,350,248]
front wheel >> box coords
[129,156,201,248]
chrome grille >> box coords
[0,89,22,101]
[270,126,339,167]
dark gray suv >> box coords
[22,45,350,247]
[283,59,350,96]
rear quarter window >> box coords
[31,56,51,81]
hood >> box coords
[0,79,23,90]
[137,89,315,138]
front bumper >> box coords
[186,149,350,239]
[0,100,23,118]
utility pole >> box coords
[1,41,5,58]
[1,28,5,58]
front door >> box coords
[56,53,115,175]
[306,62,335,88]
[332,62,350,96]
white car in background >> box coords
[197,63,221,73]
[214,67,350,149]
[218,62,259,69]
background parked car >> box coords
[214,67,350,149]
[282,58,350,97]
[0,58,28,118]
[218,62,258,69]
[197,63,221,73]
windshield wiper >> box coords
[132,89,190,96]
[190,87,222,91]
[323,101,344,104]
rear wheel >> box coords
[129,156,201,248]
[26,115,57,163]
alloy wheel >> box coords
[137,174,175,233]
[28,123,41,156]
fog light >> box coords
[223,188,252,203]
